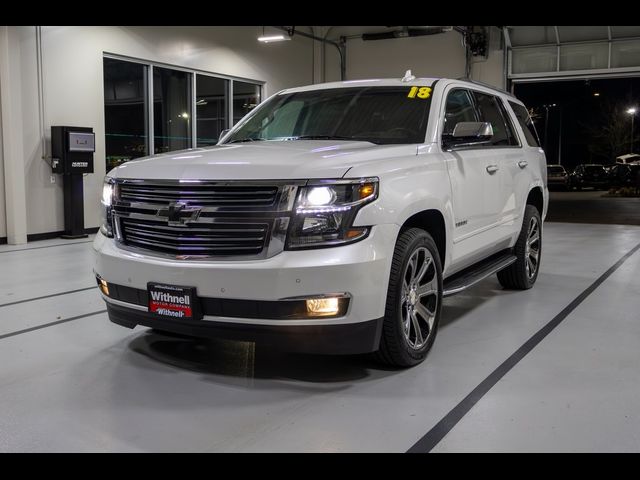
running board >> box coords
[443,250,517,297]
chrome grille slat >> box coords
[120,220,266,234]
[124,236,263,252]
[120,193,275,204]
[118,184,278,208]
[120,187,277,195]
[123,227,265,243]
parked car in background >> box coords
[546,164,569,190]
[570,164,609,190]
[609,163,640,188]
[615,153,640,165]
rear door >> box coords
[506,99,546,216]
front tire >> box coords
[375,228,443,367]
[497,204,542,290]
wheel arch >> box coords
[526,186,544,217]
[399,209,447,270]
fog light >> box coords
[306,297,340,317]
[98,278,109,296]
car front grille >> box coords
[120,218,270,257]
[111,179,300,260]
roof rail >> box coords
[455,77,515,98]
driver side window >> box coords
[443,89,477,136]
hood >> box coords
[109,141,417,180]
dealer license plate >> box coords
[147,283,201,320]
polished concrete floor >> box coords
[1,222,639,452]
[547,190,640,225]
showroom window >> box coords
[103,58,149,171]
[196,75,229,147]
[233,80,261,125]
[153,67,192,154]
[103,56,262,168]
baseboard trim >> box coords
[27,227,99,243]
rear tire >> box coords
[375,228,443,368]
[497,205,542,290]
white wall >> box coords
[328,29,466,82]
[8,26,315,237]
[323,27,505,89]
[469,27,505,89]
[0,112,5,239]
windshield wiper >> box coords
[227,138,266,144]
[294,135,370,142]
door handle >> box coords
[518,160,528,168]
[486,165,499,174]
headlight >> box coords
[286,178,378,249]
[100,177,115,237]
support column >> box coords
[0,26,28,244]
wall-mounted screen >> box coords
[68,132,95,152]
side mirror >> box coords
[443,122,493,150]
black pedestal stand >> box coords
[61,173,88,239]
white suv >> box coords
[94,75,548,367]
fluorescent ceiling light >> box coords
[258,34,291,43]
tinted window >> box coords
[548,166,565,174]
[585,165,604,173]
[509,101,541,147]
[443,89,477,135]
[473,91,518,146]
[103,58,148,171]
[196,74,228,147]
[233,81,261,125]
[153,67,192,154]
[226,87,432,145]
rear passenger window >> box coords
[473,91,518,147]
[443,89,477,135]
[509,101,541,147]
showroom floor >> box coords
[1,222,640,452]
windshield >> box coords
[585,165,604,173]
[547,166,565,174]
[223,86,433,145]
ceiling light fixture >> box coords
[258,26,293,43]
[258,34,291,43]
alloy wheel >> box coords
[400,247,439,350]
[525,216,540,279]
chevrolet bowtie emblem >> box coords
[157,202,202,226]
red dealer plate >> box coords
[147,283,201,320]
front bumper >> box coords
[107,303,383,354]
[93,224,399,353]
